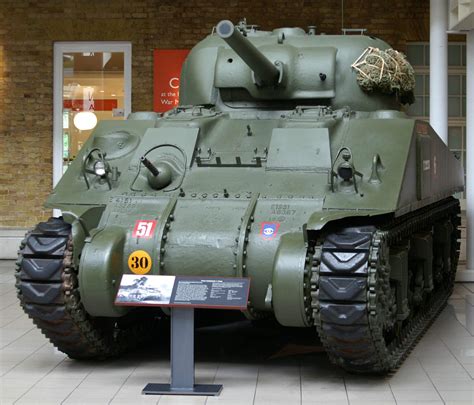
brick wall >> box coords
[0,0,431,227]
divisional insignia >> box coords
[260,222,280,240]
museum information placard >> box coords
[115,275,250,309]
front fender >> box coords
[272,233,310,327]
[79,226,129,317]
[306,210,390,231]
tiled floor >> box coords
[0,260,473,405]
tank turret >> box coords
[180,20,415,111]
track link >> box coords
[16,217,148,359]
[311,198,461,373]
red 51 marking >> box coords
[132,220,157,239]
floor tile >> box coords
[349,401,396,405]
[158,396,207,405]
[347,389,395,401]
[397,400,446,405]
[463,283,473,292]
[439,390,474,401]
[391,388,443,402]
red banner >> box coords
[63,99,118,111]
[153,49,190,112]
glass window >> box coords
[406,44,430,66]
[406,47,466,121]
[407,44,425,66]
[414,74,424,95]
[448,75,461,95]
[462,44,466,66]
[448,126,463,149]
[448,96,461,117]
[448,45,462,66]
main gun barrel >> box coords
[216,20,281,87]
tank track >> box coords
[310,198,461,373]
[16,217,151,359]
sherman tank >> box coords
[17,19,464,373]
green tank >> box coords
[17,20,464,373]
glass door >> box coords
[53,42,131,187]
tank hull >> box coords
[46,112,462,323]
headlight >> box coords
[337,163,353,181]
[94,161,106,177]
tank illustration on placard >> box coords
[17,19,464,373]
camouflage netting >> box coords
[351,47,416,105]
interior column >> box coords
[466,30,474,273]
[430,0,448,144]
